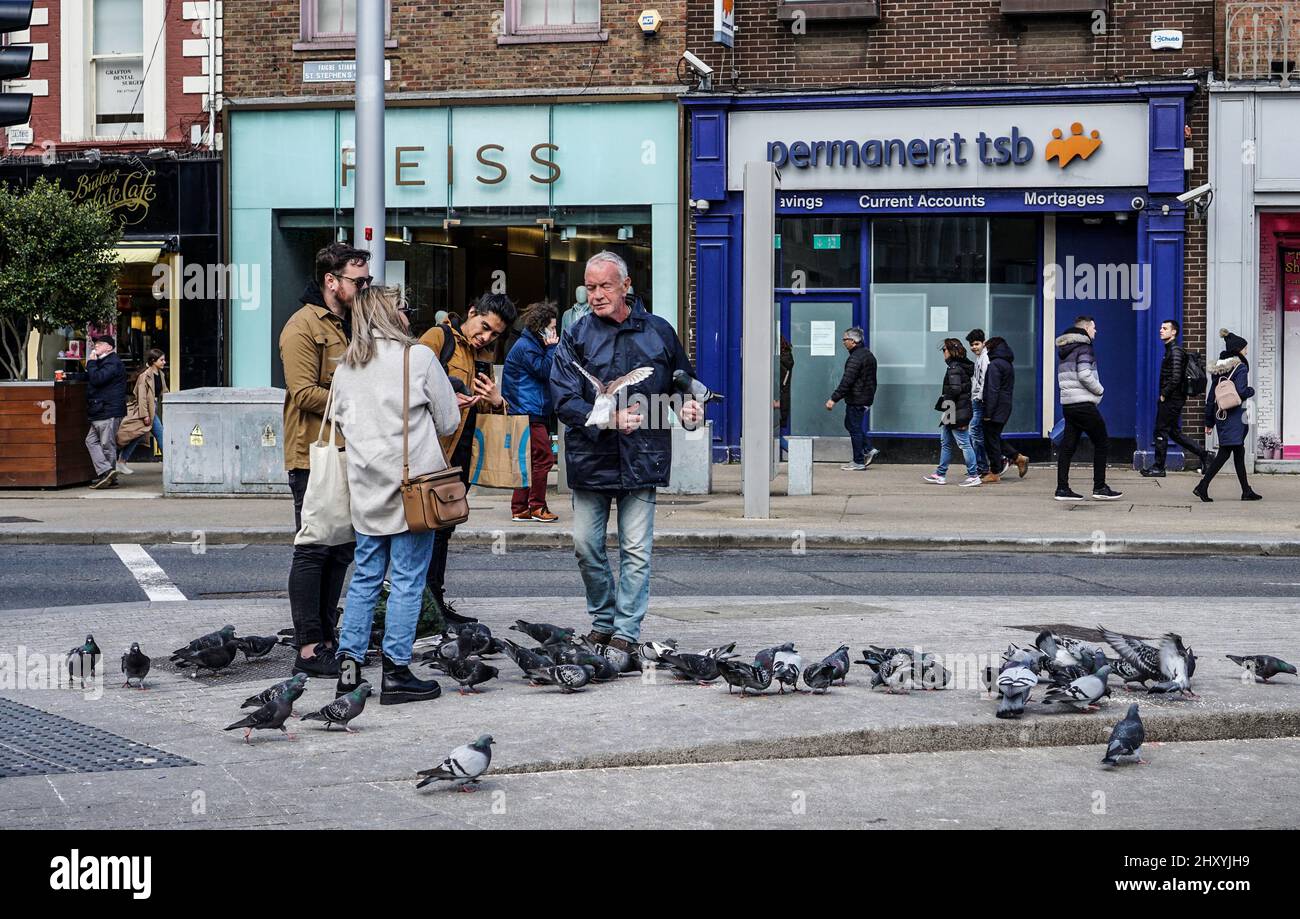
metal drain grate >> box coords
[174,643,299,686]
[0,698,197,779]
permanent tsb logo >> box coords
[1046,122,1102,168]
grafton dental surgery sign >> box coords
[727,102,1149,191]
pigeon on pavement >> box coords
[996,666,1039,719]
[801,661,837,694]
[571,361,654,427]
[450,623,495,658]
[716,659,773,696]
[1102,703,1146,766]
[416,735,495,791]
[639,640,678,664]
[525,664,594,692]
[66,635,102,688]
[173,641,239,678]
[171,625,236,661]
[702,641,739,661]
[820,645,852,685]
[224,691,296,743]
[1099,626,1163,687]
[301,683,373,732]
[660,651,721,684]
[510,620,575,646]
[242,673,309,712]
[425,658,499,694]
[1146,633,1196,697]
[754,642,796,672]
[120,642,151,690]
[772,647,803,694]
[233,635,284,660]
[1226,654,1297,683]
[499,639,555,676]
[1042,665,1112,711]
[551,646,619,682]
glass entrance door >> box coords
[781,298,859,437]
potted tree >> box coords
[0,177,120,487]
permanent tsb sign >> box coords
[726,102,1149,191]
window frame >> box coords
[296,0,397,52]
[775,1,881,24]
[89,0,146,140]
[499,0,607,45]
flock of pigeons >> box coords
[62,617,1298,783]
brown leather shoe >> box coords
[586,630,614,647]
[531,507,559,523]
[607,637,635,654]
[980,472,1000,484]
[1015,455,1029,478]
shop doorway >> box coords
[778,297,861,437]
[1281,246,1300,450]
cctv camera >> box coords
[682,51,714,78]
[1130,196,1146,211]
[1177,183,1212,204]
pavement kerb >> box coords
[4,526,1300,556]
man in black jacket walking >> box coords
[85,335,127,489]
[825,327,878,470]
[1141,319,1209,477]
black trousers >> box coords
[1153,399,1205,468]
[1057,402,1109,491]
[1200,442,1252,494]
[982,420,1020,474]
[426,430,474,598]
[287,468,354,648]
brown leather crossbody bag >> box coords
[399,345,470,533]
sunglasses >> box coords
[332,273,374,288]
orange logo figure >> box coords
[1046,122,1102,168]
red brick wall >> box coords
[223,0,688,99]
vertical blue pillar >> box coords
[1135,208,1187,469]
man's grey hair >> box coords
[844,327,864,344]
[586,251,628,281]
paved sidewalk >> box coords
[1,594,1298,827]
[3,461,1299,554]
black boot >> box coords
[1242,489,1263,501]
[435,593,478,627]
[381,655,441,705]
[1192,481,1213,503]
[335,655,365,698]
[1139,465,1166,478]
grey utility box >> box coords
[163,388,290,496]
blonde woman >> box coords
[331,287,461,705]
[116,349,168,473]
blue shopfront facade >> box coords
[683,84,1197,465]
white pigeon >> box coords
[416,734,495,792]
[571,361,654,427]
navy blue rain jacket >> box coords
[502,328,557,423]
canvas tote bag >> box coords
[293,384,355,546]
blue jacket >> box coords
[549,299,693,491]
[86,351,127,421]
[983,340,1016,425]
[1205,355,1254,447]
[502,328,557,423]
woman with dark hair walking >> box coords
[923,338,981,487]
[1194,328,1262,502]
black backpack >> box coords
[1184,350,1207,398]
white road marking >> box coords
[111,544,187,602]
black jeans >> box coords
[287,468,354,649]
[426,430,474,598]
[1200,442,1252,494]
[844,403,871,464]
[982,419,1020,474]
[1057,402,1109,491]
[1153,399,1204,467]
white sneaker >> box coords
[959,476,983,487]
[923,473,946,485]
[863,449,880,468]
[115,462,134,475]
[840,463,867,471]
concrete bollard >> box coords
[664,420,713,495]
[787,436,814,496]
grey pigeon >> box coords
[499,639,555,676]
[233,634,283,660]
[425,657,499,694]
[772,647,803,694]
[702,641,739,661]
[872,652,917,694]
[224,691,296,743]
[1147,633,1196,697]
[509,620,575,646]
[1102,703,1146,766]
[996,665,1038,718]
[551,646,619,682]
[525,664,593,692]
[450,623,494,658]
[639,639,678,664]
[120,642,151,690]
[1099,626,1163,686]
[66,635,102,688]
[416,735,494,791]
[1226,654,1298,683]
[671,369,724,404]
[716,659,773,696]
[241,672,309,711]
[754,642,796,672]
[821,645,852,685]
[659,651,721,684]
[801,661,837,694]
[173,641,239,678]
[171,625,236,661]
[301,682,373,732]
[1042,665,1112,711]
[1107,655,1151,688]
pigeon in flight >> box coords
[301,683,373,732]
[1102,703,1146,766]
[224,691,296,743]
[716,659,773,696]
[1226,654,1297,683]
[525,664,594,692]
[242,673,309,712]
[67,635,102,688]
[120,643,151,690]
[171,625,236,661]
[571,361,654,427]
[416,735,495,792]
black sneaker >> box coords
[335,656,364,698]
[89,470,118,490]
[1054,487,1084,502]
[1092,485,1124,501]
[293,649,341,679]
[436,594,478,627]
[380,656,442,705]
[1139,466,1166,478]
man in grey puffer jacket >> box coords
[1055,316,1122,502]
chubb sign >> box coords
[727,102,1150,191]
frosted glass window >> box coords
[317,0,357,35]
[93,0,143,55]
[517,0,601,29]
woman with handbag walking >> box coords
[1195,328,1262,503]
[330,287,462,704]
[923,339,982,487]
[115,349,167,474]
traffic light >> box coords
[0,1,34,130]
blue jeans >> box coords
[936,426,976,477]
[572,487,656,642]
[844,403,873,464]
[119,417,164,463]
[969,400,989,475]
[337,529,435,666]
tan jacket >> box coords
[116,367,166,447]
[280,300,349,470]
[417,321,508,459]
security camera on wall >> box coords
[1130,196,1146,211]
[680,50,715,91]
[1177,183,1212,203]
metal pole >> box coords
[354,0,385,279]
[741,161,778,519]
[207,0,215,149]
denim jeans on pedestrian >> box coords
[572,487,655,642]
[844,403,872,464]
[119,417,164,463]
[969,399,989,475]
[337,529,435,667]
[936,425,977,478]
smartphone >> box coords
[474,360,493,382]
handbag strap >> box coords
[315,381,340,448]
[402,344,411,484]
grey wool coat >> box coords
[331,336,461,537]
